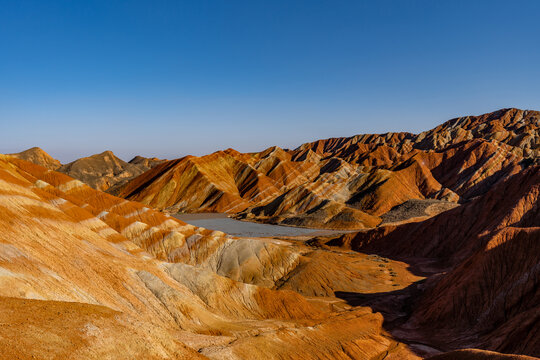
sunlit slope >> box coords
[0,155,424,359]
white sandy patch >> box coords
[122,221,148,238]
[83,322,101,337]
[79,217,106,229]
[98,227,119,237]
[34,179,51,189]
[49,197,68,206]
[0,244,28,261]
[124,207,149,218]
[0,266,20,278]
[39,266,64,281]
[0,193,64,215]
[58,179,85,192]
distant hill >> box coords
[53,151,167,192]
[128,155,166,169]
[8,147,61,170]
[5,148,167,192]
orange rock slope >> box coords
[0,155,427,359]
[115,108,538,230]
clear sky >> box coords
[1,0,539,163]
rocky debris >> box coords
[380,199,460,224]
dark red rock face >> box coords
[327,165,539,357]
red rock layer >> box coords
[327,166,540,357]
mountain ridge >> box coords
[110,108,538,230]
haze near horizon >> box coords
[1,0,539,162]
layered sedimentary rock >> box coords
[325,165,540,357]
[0,107,537,359]
[0,155,424,359]
[116,108,538,230]
[300,108,538,158]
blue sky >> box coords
[1,0,539,162]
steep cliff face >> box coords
[299,108,539,158]
[415,108,539,157]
